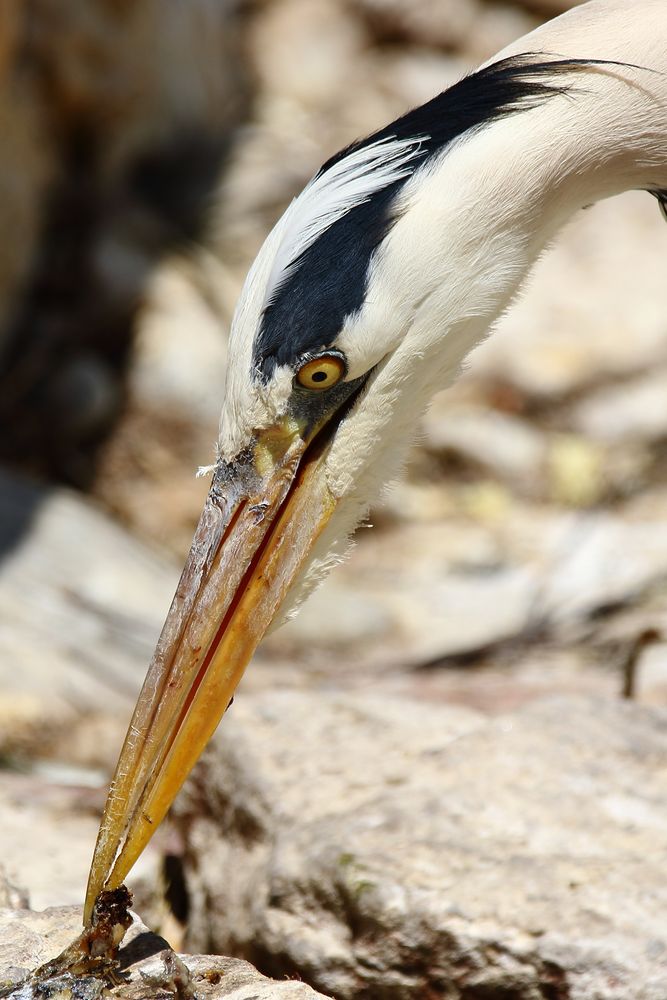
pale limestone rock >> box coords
[470,193,667,399]
[631,641,667,705]
[131,253,232,424]
[422,404,547,493]
[3,767,175,935]
[571,369,667,444]
[0,764,163,916]
[270,507,667,667]
[0,467,177,759]
[176,691,667,1000]
[0,872,27,913]
[0,908,333,999]
[0,773,100,913]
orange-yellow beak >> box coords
[83,415,340,924]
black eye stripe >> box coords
[254,55,593,383]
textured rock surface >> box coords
[0,871,27,913]
[470,194,667,400]
[0,773,100,912]
[177,691,667,999]
[570,370,667,444]
[0,767,165,918]
[422,405,547,493]
[0,467,178,760]
[0,908,333,999]
[271,507,667,667]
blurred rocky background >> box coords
[1,0,667,998]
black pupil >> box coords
[311,370,328,382]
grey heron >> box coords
[84,0,667,922]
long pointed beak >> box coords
[84,416,338,924]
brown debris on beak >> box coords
[26,887,134,987]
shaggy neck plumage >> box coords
[277,0,667,616]
[253,55,620,379]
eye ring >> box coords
[295,352,346,391]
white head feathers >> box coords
[263,136,426,308]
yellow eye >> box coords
[295,353,346,391]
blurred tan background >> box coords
[1,0,667,993]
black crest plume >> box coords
[255,55,602,378]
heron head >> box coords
[214,135,427,598]
[85,54,591,920]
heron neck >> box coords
[286,0,667,620]
[326,1,667,509]
[487,0,667,217]
[376,21,667,390]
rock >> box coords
[176,691,667,1000]
[0,907,79,990]
[533,513,667,628]
[383,644,629,716]
[266,522,535,665]
[469,3,539,62]
[97,246,231,556]
[0,908,333,999]
[470,192,667,400]
[0,771,101,912]
[131,252,232,424]
[545,433,606,507]
[252,0,367,111]
[0,872,27,913]
[219,0,390,268]
[372,50,465,114]
[273,581,394,651]
[571,369,667,444]
[0,466,178,761]
[0,764,169,927]
[90,406,213,562]
[422,404,547,494]
[632,640,667,705]
[267,507,667,668]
